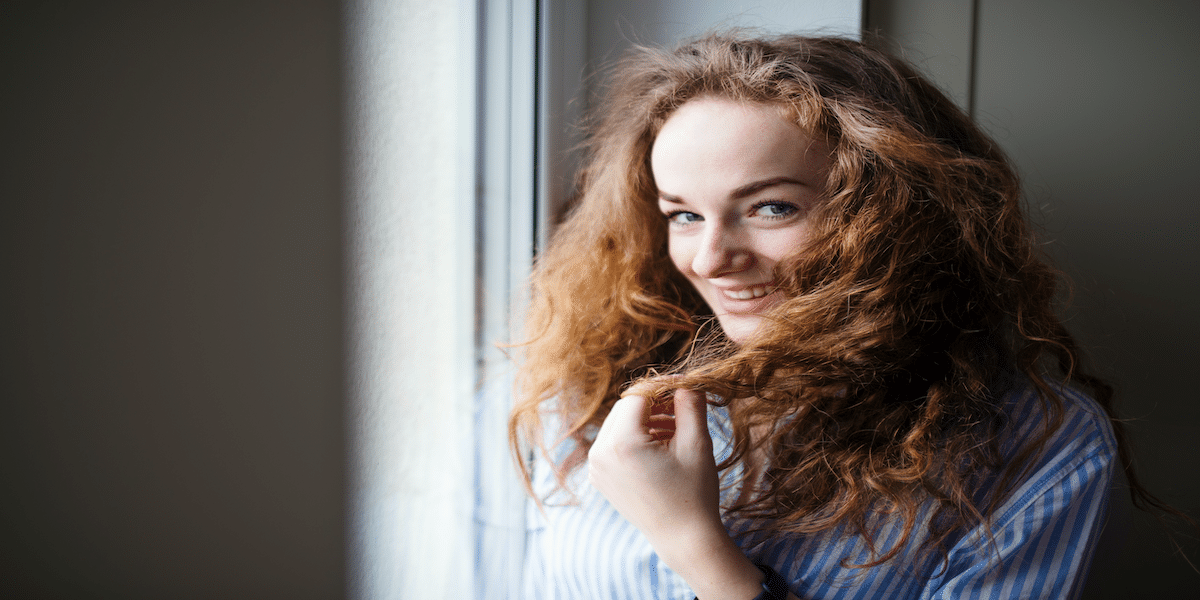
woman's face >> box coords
[650,97,830,343]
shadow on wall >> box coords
[0,2,345,598]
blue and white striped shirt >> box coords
[519,383,1116,599]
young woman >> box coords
[508,33,1152,599]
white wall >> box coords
[344,1,476,599]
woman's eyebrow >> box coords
[730,176,804,199]
[657,177,806,204]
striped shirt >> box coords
[518,382,1116,600]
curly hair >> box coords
[508,32,1154,567]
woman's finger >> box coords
[622,376,683,404]
[621,380,661,399]
[672,389,708,435]
[600,393,654,440]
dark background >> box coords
[1,2,345,598]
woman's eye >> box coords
[752,202,798,219]
[664,210,702,225]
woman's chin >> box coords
[715,314,765,345]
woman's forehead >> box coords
[650,98,829,192]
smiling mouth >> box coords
[723,284,775,300]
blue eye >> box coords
[664,210,702,225]
[752,202,798,219]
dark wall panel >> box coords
[974,0,1200,596]
[0,2,346,598]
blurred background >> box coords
[2,1,1195,598]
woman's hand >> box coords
[587,385,721,545]
[588,385,769,599]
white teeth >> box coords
[728,285,773,300]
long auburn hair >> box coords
[508,33,1156,566]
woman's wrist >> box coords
[655,523,765,600]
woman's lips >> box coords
[710,284,779,314]
[724,284,774,300]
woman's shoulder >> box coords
[997,377,1117,461]
[987,377,1118,526]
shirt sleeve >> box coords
[929,411,1117,600]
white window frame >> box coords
[471,2,585,598]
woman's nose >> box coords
[692,223,746,278]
